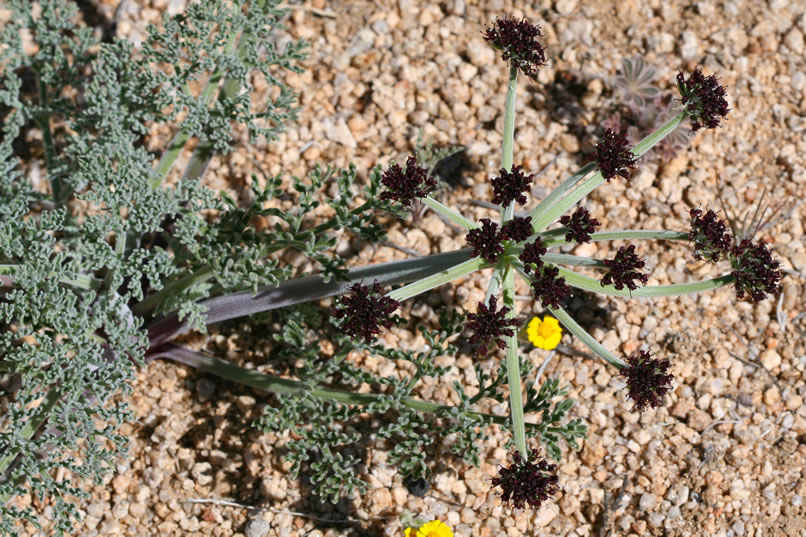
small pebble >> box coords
[244,518,271,537]
[639,493,657,511]
[555,0,577,16]
[195,378,216,402]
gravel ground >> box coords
[11,0,806,536]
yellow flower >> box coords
[526,315,562,350]
[404,520,454,537]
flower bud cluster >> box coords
[689,208,732,262]
[688,209,782,302]
[519,238,547,274]
[491,165,534,207]
[531,265,570,309]
[559,207,601,244]
[491,448,559,510]
[483,17,547,79]
[379,156,436,207]
[601,245,648,291]
[677,68,730,131]
[332,282,399,343]
[620,350,674,411]
[729,239,782,303]
[466,218,506,263]
[594,128,637,181]
[466,296,518,357]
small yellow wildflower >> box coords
[526,315,563,350]
[403,520,454,537]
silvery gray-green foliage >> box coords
[0,0,394,533]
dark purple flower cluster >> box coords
[491,165,534,207]
[559,207,601,244]
[620,350,674,411]
[689,208,732,262]
[491,448,559,511]
[501,216,533,242]
[520,238,547,274]
[379,156,437,207]
[466,218,506,263]
[601,245,648,291]
[466,296,518,357]
[483,17,547,79]
[594,128,637,181]
[676,68,730,131]
[531,265,570,309]
[332,281,400,343]
[729,239,782,302]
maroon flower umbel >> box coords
[332,281,400,343]
[531,265,570,309]
[466,296,518,357]
[501,216,533,242]
[379,156,436,207]
[491,448,559,511]
[594,128,637,181]
[620,350,674,411]
[520,238,547,274]
[729,239,782,302]
[483,17,547,79]
[601,245,648,291]
[491,165,534,207]
[466,218,506,263]
[559,207,601,244]
[689,208,732,262]
[676,68,730,131]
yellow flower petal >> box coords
[404,528,413,537]
[526,315,563,350]
[413,520,454,537]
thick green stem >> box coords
[531,171,605,232]
[387,257,487,302]
[531,111,688,233]
[421,197,478,230]
[542,253,606,267]
[502,265,527,458]
[541,229,689,248]
[132,265,216,316]
[36,79,64,204]
[150,23,243,188]
[483,265,503,305]
[501,65,519,224]
[556,267,734,297]
[548,305,626,369]
[154,344,540,430]
[528,162,597,229]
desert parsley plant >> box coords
[0,5,784,536]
